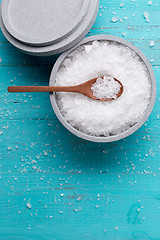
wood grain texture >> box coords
[0,0,160,239]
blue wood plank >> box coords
[1,0,160,239]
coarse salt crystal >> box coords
[85,45,92,54]
[26,203,32,209]
[144,12,150,22]
[144,12,149,18]
[95,205,99,208]
[112,17,118,22]
[150,40,155,47]
[91,77,121,100]
[122,32,127,37]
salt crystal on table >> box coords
[150,40,155,47]
[77,196,81,202]
[122,32,127,37]
[95,205,99,208]
[144,12,150,22]
[26,203,32,209]
[74,207,82,212]
[112,17,118,22]
[144,12,149,18]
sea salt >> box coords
[150,40,155,47]
[26,203,32,209]
[122,32,127,37]
[144,12,149,19]
[53,41,151,137]
[120,3,124,8]
[144,12,150,22]
[91,76,121,99]
[112,17,118,23]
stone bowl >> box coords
[49,35,156,143]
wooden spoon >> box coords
[8,77,123,101]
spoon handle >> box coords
[8,86,79,93]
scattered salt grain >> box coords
[112,17,118,22]
[144,12,150,22]
[144,12,149,18]
[26,203,32,209]
[91,76,121,100]
[103,150,109,154]
[77,196,81,202]
[150,40,155,47]
[122,32,127,37]
[120,3,124,8]
[74,207,82,213]
[54,41,151,137]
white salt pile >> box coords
[53,41,151,137]
[91,76,121,100]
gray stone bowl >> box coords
[49,35,156,143]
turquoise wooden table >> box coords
[0,0,160,239]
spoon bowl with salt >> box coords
[8,76,123,101]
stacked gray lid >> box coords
[0,0,99,56]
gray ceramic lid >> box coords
[1,0,90,46]
[0,0,99,56]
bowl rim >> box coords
[49,35,156,143]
